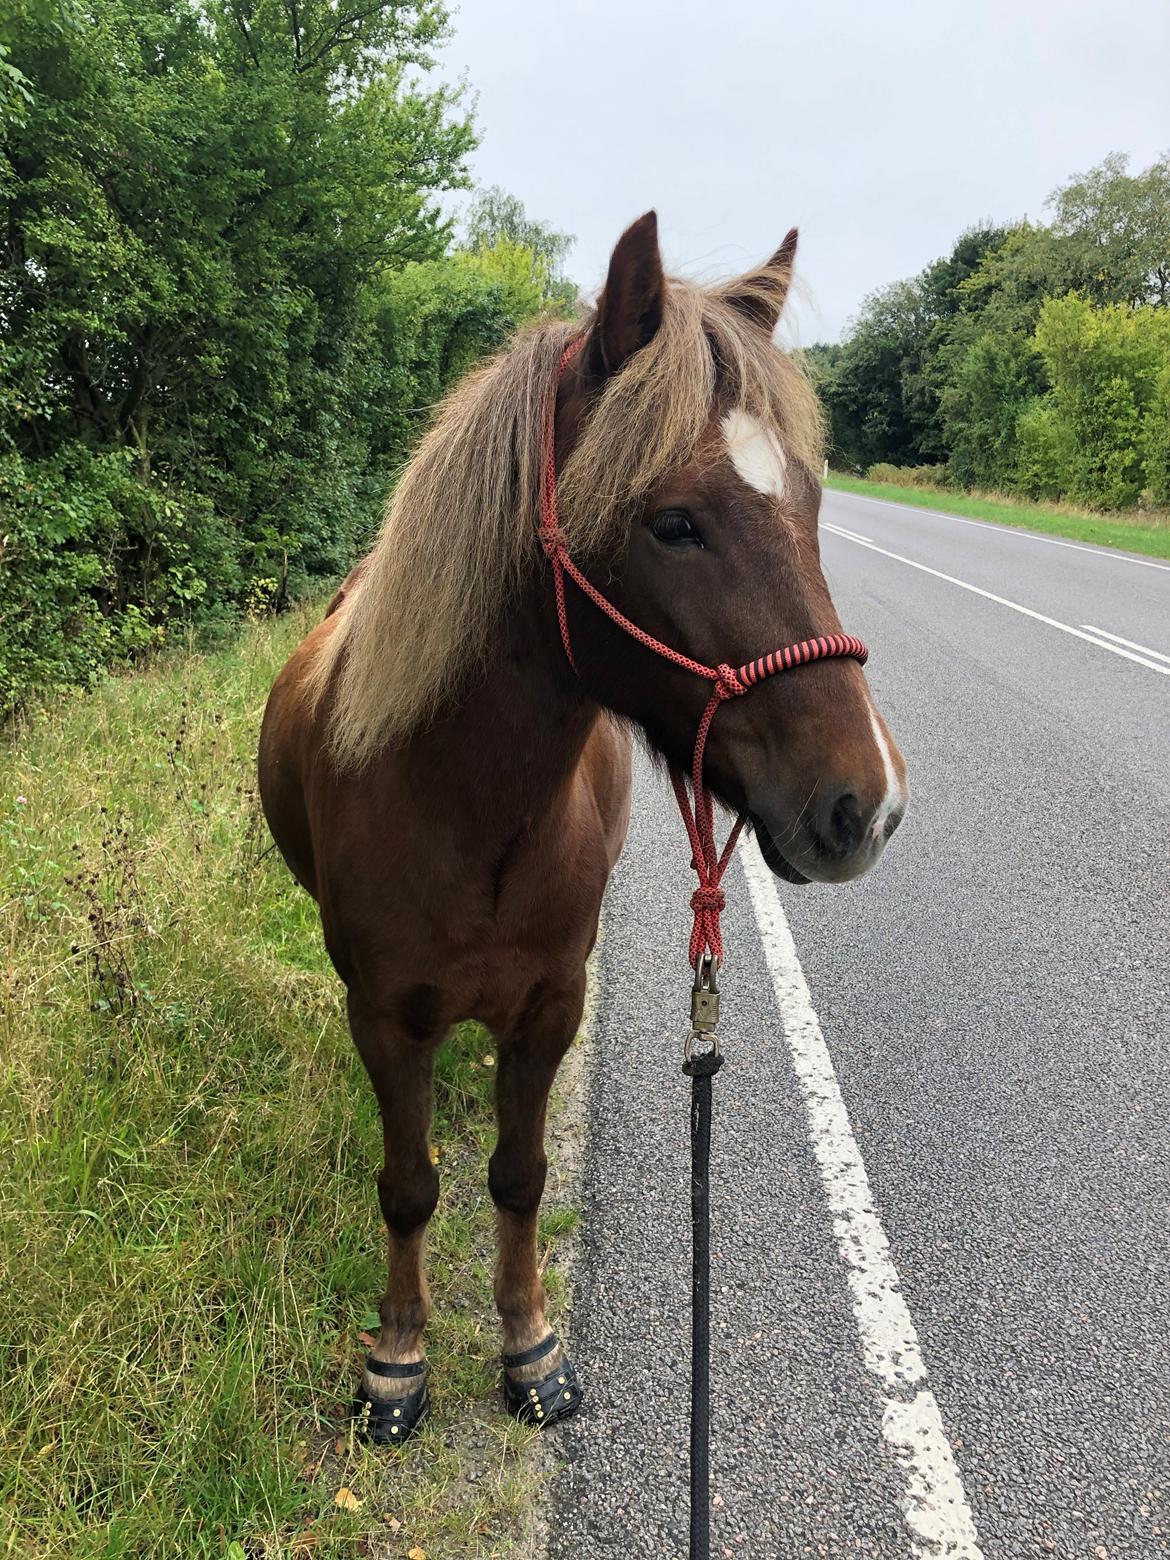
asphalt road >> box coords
[545,489,1170,1559]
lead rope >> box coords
[540,332,869,1560]
[685,1037,721,1560]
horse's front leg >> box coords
[347,991,442,1445]
[490,971,585,1426]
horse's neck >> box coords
[407,591,598,827]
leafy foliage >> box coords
[368,240,577,466]
[810,226,1007,471]
[1,1,573,714]
[816,153,1170,511]
[1031,293,1170,508]
[941,331,1045,490]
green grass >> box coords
[825,472,1170,560]
[0,605,578,1559]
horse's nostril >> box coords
[813,787,898,862]
[826,790,865,858]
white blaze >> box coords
[869,706,905,837]
[722,408,787,498]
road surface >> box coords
[545,488,1170,1558]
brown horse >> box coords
[258,213,907,1442]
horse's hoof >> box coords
[501,1334,583,1427]
[353,1358,429,1445]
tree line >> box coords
[0,1,573,717]
[808,153,1170,512]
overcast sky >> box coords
[440,0,1170,343]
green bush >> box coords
[0,444,248,718]
[1013,399,1072,501]
[1,449,149,714]
[1031,294,1170,508]
[368,241,568,472]
[942,332,1045,489]
[1142,357,1170,505]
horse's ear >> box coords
[590,211,665,377]
[723,227,799,334]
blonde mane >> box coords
[312,266,825,769]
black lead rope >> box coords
[683,1043,722,1560]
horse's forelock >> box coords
[312,275,824,769]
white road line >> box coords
[741,840,984,1560]
[823,522,1170,679]
[825,486,1170,573]
[1081,625,1170,666]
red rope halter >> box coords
[540,335,868,968]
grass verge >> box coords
[824,473,1170,560]
[1,603,577,1559]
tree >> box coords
[1,0,488,711]
[818,280,924,469]
[461,184,577,308]
[942,332,1045,489]
[367,237,576,470]
[462,185,573,273]
[818,153,1170,503]
[1049,152,1170,308]
[1,1,573,714]
[819,227,1006,471]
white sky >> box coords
[440,0,1170,342]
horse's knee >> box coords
[378,1160,439,1235]
[488,1150,547,1218]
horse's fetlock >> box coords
[380,1292,429,1337]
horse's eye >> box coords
[650,510,704,549]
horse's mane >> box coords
[312,265,824,769]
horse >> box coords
[258,212,908,1443]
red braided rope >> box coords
[541,335,868,968]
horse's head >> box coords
[555,213,907,884]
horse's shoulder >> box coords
[580,713,633,866]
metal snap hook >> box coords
[691,952,721,1034]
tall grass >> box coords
[0,604,566,1558]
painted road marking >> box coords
[741,839,984,1559]
[1081,625,1170,666]
[825,487,1170,574]
[823,522,1170,679]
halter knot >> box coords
[687,877,729,967]
[540,525,566,561]
[714,663,745,701]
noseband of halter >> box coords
[539,334,868,969]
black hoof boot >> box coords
[353,1358,429,1445]
[501,1334,582,1427]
